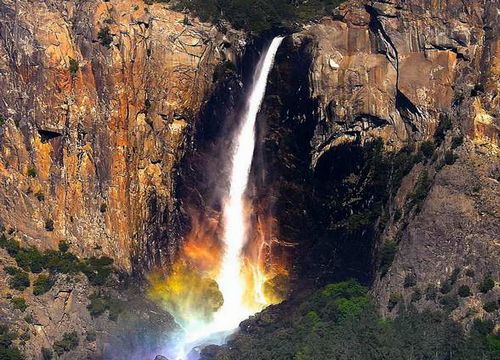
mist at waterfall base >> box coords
[147,37,286,360]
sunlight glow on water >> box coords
[171,36,284,360]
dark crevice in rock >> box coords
[38,129,63,143]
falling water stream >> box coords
[171,37,284,360]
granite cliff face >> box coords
[0,0,498,358]
[253,0,498,321]
[0,0,244,272]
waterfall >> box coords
[172,36,284,360]
[214,35,284,327]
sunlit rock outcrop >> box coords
[0,0,245,271]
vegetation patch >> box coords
[4,267,30,291]
[1,234,115,286]
[479,274,495,293]
[10,297,27,312]
[403,273,417,288]
[0,325,24,360]
[69,58,79,77]
[168,0,346,33]
[207,280,500,360]
[41,347,53,360]
[87,292,124,321]
[388,292,402,311]
[33,274,55,296]
[408,170,432,212]
[458,285,472,297]
[97,27,113,48]
[434,115,452,145]
[53,331,79,355]
[420,140,435,159]
[483,301,499,313]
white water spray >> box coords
[214,35,284,328]
[172,36,284,359]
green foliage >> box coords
[483,301,499,313]
[0,234,21,256]
[0,325,24,360]
[98,27,113,48]
[44,219,54,232]
[81,256,114,286]
[33,274,55,296]
[403,273,417,288]
[0,114,5,127]
[408,170,432,212]
[444,150,458,165]
[27,167,37,178]
[69,58,79,76]
[58,241,70,253]
[87,292,124,321]
[14,247,46,273]
[388,292,402,311]
[458,285,472,297]
[379,241,397,276]
[10,297,27,312]
[207,280,499,360]
[23,315,33,324]
[439,294,459,312]
[410,288,422,302]
[53,331,79,355]
[479,274,495,293]
[170,0,345,33]
[100,203,108,213]
[441,268,460,294]
[420,140,435,159]
[425,284,438,300]
[41,347,53,360]
[1,233,114,285]
[5,267,30,291]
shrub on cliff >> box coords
[44,219,54,232]
[420,140,435,159]
[87,292,124,321]
[434,115,452,145]
[379,241,397,276]
[5,267,30,291]
[10,297,27,312]
[458,285,472,297]
[409,170,432,211]
[81,256,114,286]
[98,27,113,48]
[53,331,79,355]
[0,325,24,360]
[479,274,495,293]
[33,274,55,296]
[207,280,499,360]
[170,0,345,33]
[41,348,53,360]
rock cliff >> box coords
[0,0,244,272]
[0,0,498,358]
[254,0,498,322]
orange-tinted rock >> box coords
[0,0,245,270]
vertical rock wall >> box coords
[0,0,244,271]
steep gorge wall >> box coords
[255,0,498,320]
[0,0,244,271]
